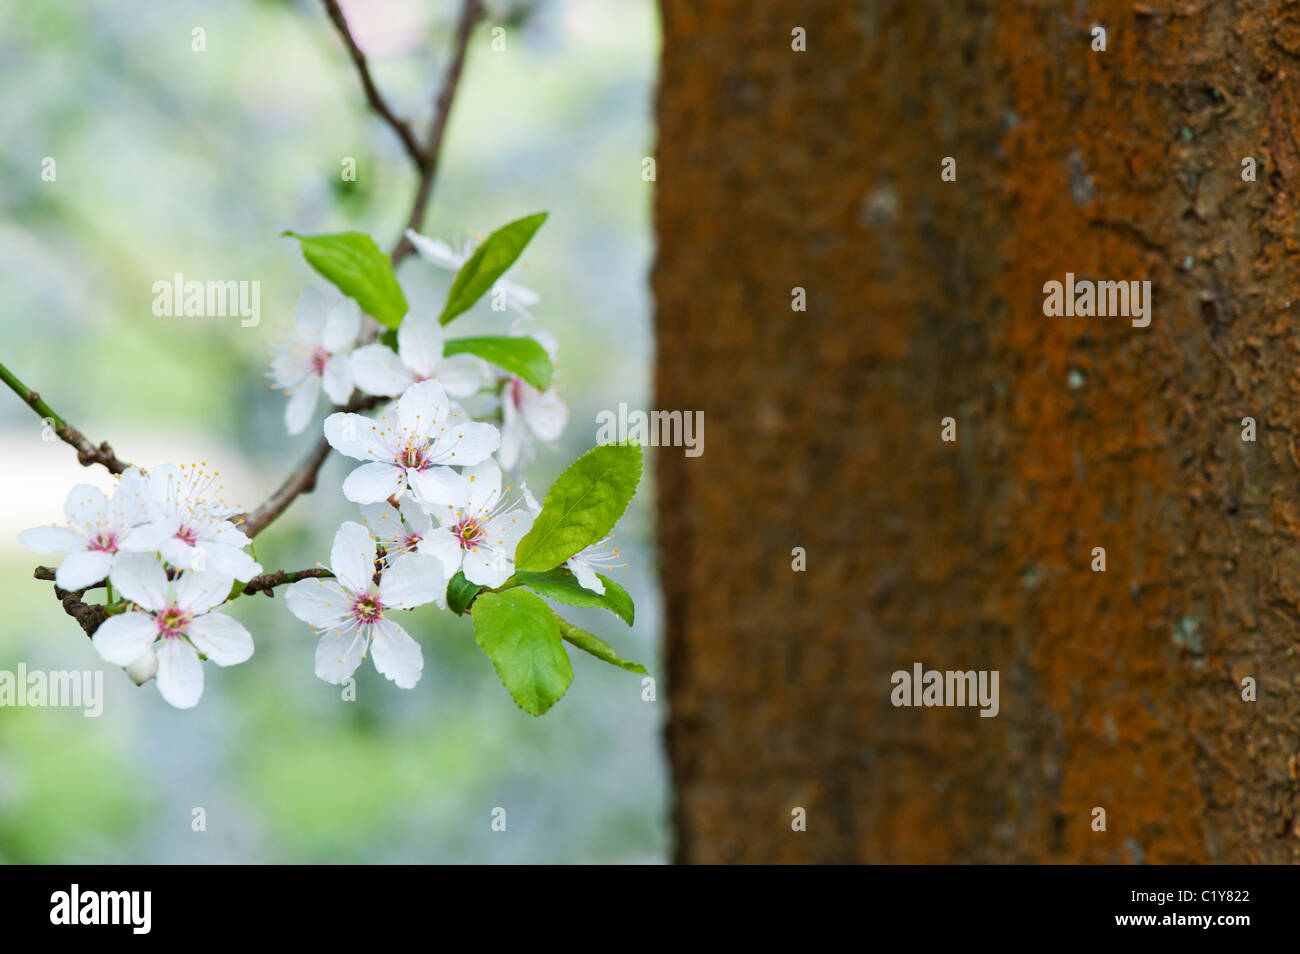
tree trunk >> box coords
[654,0,1300,863]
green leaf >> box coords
[555,613,646,674]
[514,443,642,573]
[285,231,408,328]
[444,335,552,390]
[507,568,633,625]
[446,571,484,616]
[472,590,573,715]
[438,212,547,325]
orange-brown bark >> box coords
[655,0,1300,863]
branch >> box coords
[320,0,426,163]
[391,0,483,265]
[34,567,109,638]
[0,360,130,474]
[241,567,335,597]
[240,0,483,533]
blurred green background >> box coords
[0,0,665,862]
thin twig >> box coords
[392,0,483,265]
[241,567,335,597]
[320,0,426,163]
[0,360,129,474]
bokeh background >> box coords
[0,0,665,862]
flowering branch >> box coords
[11,0,645,715]
[0,360,129,474]
[237,0,484,537]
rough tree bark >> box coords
[654,0,1300,863]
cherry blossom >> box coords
[284,521,445,689]
[323,378,499,507]
[19,466,149,590]
[92,553,252,709]
[359,496,435,560]
[127,463,262,582]
[269,288,362,435]
[419,458,535,588]
[350,312,489,399]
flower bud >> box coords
[125,648,158,686]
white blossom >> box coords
[284,521,446,689]
[93,553,253,709]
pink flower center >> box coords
[156,606,191,639]
[350,592,385,624]
[510,377,524,410]
[454,518,484,551]
[311,347,330,375]
[400,444,431,471]
[402,532,422,551]
[175,526,198,546]
[89,532,118,553]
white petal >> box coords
[284,376,321,435]
[174,569,235,614]
[396,378,450,437]
[110,467,149,529]
[296,287,328,331]
[567,558,605,594]
[18,526,84,554]
[54,550,114,591]
[324,412,383,461]
[285,578,352,628]
[359,501,403,545]
[407,467,470,509]
[435,354,488,399]
[485,506,535,549]
[369,618,423,689]
[351,344,414,398]
[462,546,513,588]
[379,553,446,610]
[464,458,503,513]
[399,496,435,537]
[396,314,445,379]
[92,612,158,666]
[144,463,187,520]
[187,612,254,666]
[331,521,377,593]
[119,521,168,552]
[405,230,464,270]
[342,461,406,504]
[314,627,368,685]
[197,544,261,583]
[432,420,500,468]
[499,278,540,309]
[159,536,198,572]
[417,528,464,580]
[64,484,109,531]
[522,387,568,442]
[322,298,362,352]
[321,353,355,406]
[156,637,205,709]
[109,553,170,612]
[497,407,527,471]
